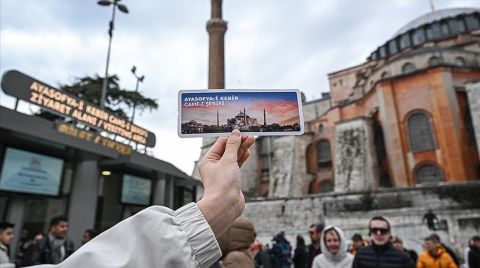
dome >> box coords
[368,7,480,60]
[394,8,480,36]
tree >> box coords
[37,74,158,121]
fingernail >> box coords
[232,129,240,137]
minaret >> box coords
[244,107,246,125]
[207,0,227,89]
[264,108,266,126]
[217,110,219,126]
[193,0,228,181]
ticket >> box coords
[178,89,304,137]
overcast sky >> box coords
[1,0,478,175]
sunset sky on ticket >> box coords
[180,91,301,126]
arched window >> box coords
[318,124,325,133]
[319,180,334,193]
[416,164,443,184]
[407,112,436,152]
[316,140,332,168]
[455,57,465,66]
[381,71,388,79]
[402,62,416,74]
[428,56,440,66]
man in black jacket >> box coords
[307,223,323,268]
[353,216,415,268]
[469,235,480,268]
[31,215,75,264]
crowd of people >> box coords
[241,216,480,268]
[209,215,480,268]
[1,210,479,268]
[0,216,98,267]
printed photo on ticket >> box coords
[178,89,304,138]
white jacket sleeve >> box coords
[30,203,221,268]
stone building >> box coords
[252,7,480,198]
[195,2,480,255]
[243,7,480,254]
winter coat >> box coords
[469,245,480,268]
[352,241,415,268]
[417,246,458,268]
[0,244,14,268]
[312,226,354,268]
[31,234,75,264]
[307,243,322,268]
[293,242,308,268]
[270,232,292,268]
[217,217,256,268]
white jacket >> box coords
[30,203,221,268]
[0,243,15,268]
[312,225,354,268]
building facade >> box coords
[248,8,480,198]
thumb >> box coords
[222,129,242,162]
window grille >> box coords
[402,62,416,74]
[416,164,442,184]
[408,112,436,151]
[319,180,334,193]
[316,140,332,166]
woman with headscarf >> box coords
[312,225,354,268]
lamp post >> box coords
[98,0,129,109]
[130,66,145,122]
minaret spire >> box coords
[244,107,246,125]
[429,0,435,11]
[207,0,227,89]
[264,108,266,126]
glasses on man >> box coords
[370,228,389,235]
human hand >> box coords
[197,129,255,238]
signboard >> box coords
[1,70,156,147]
[0,147,64,196]
[56,122,132,155]
[121,174,152,206]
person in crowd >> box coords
[23,130,255,267]
[0,222,15,268]
[350,233,368,256]
[217,217,255,268]
[464,238,473,268]
[468,235,480,268]
[353,216,415,268]
[423,209,439,231]
[312,225,353,268]
[430,233,461,266]
[392,236,418,263]
[293,235,308,268]
[307,223,324,268]
[80,229,99,245]
[250,240,271,268]
[15,231,45,267]
[270,231,292,268]
[14,228,29,266]
[31,216,74,264]
[417,234,457,268]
